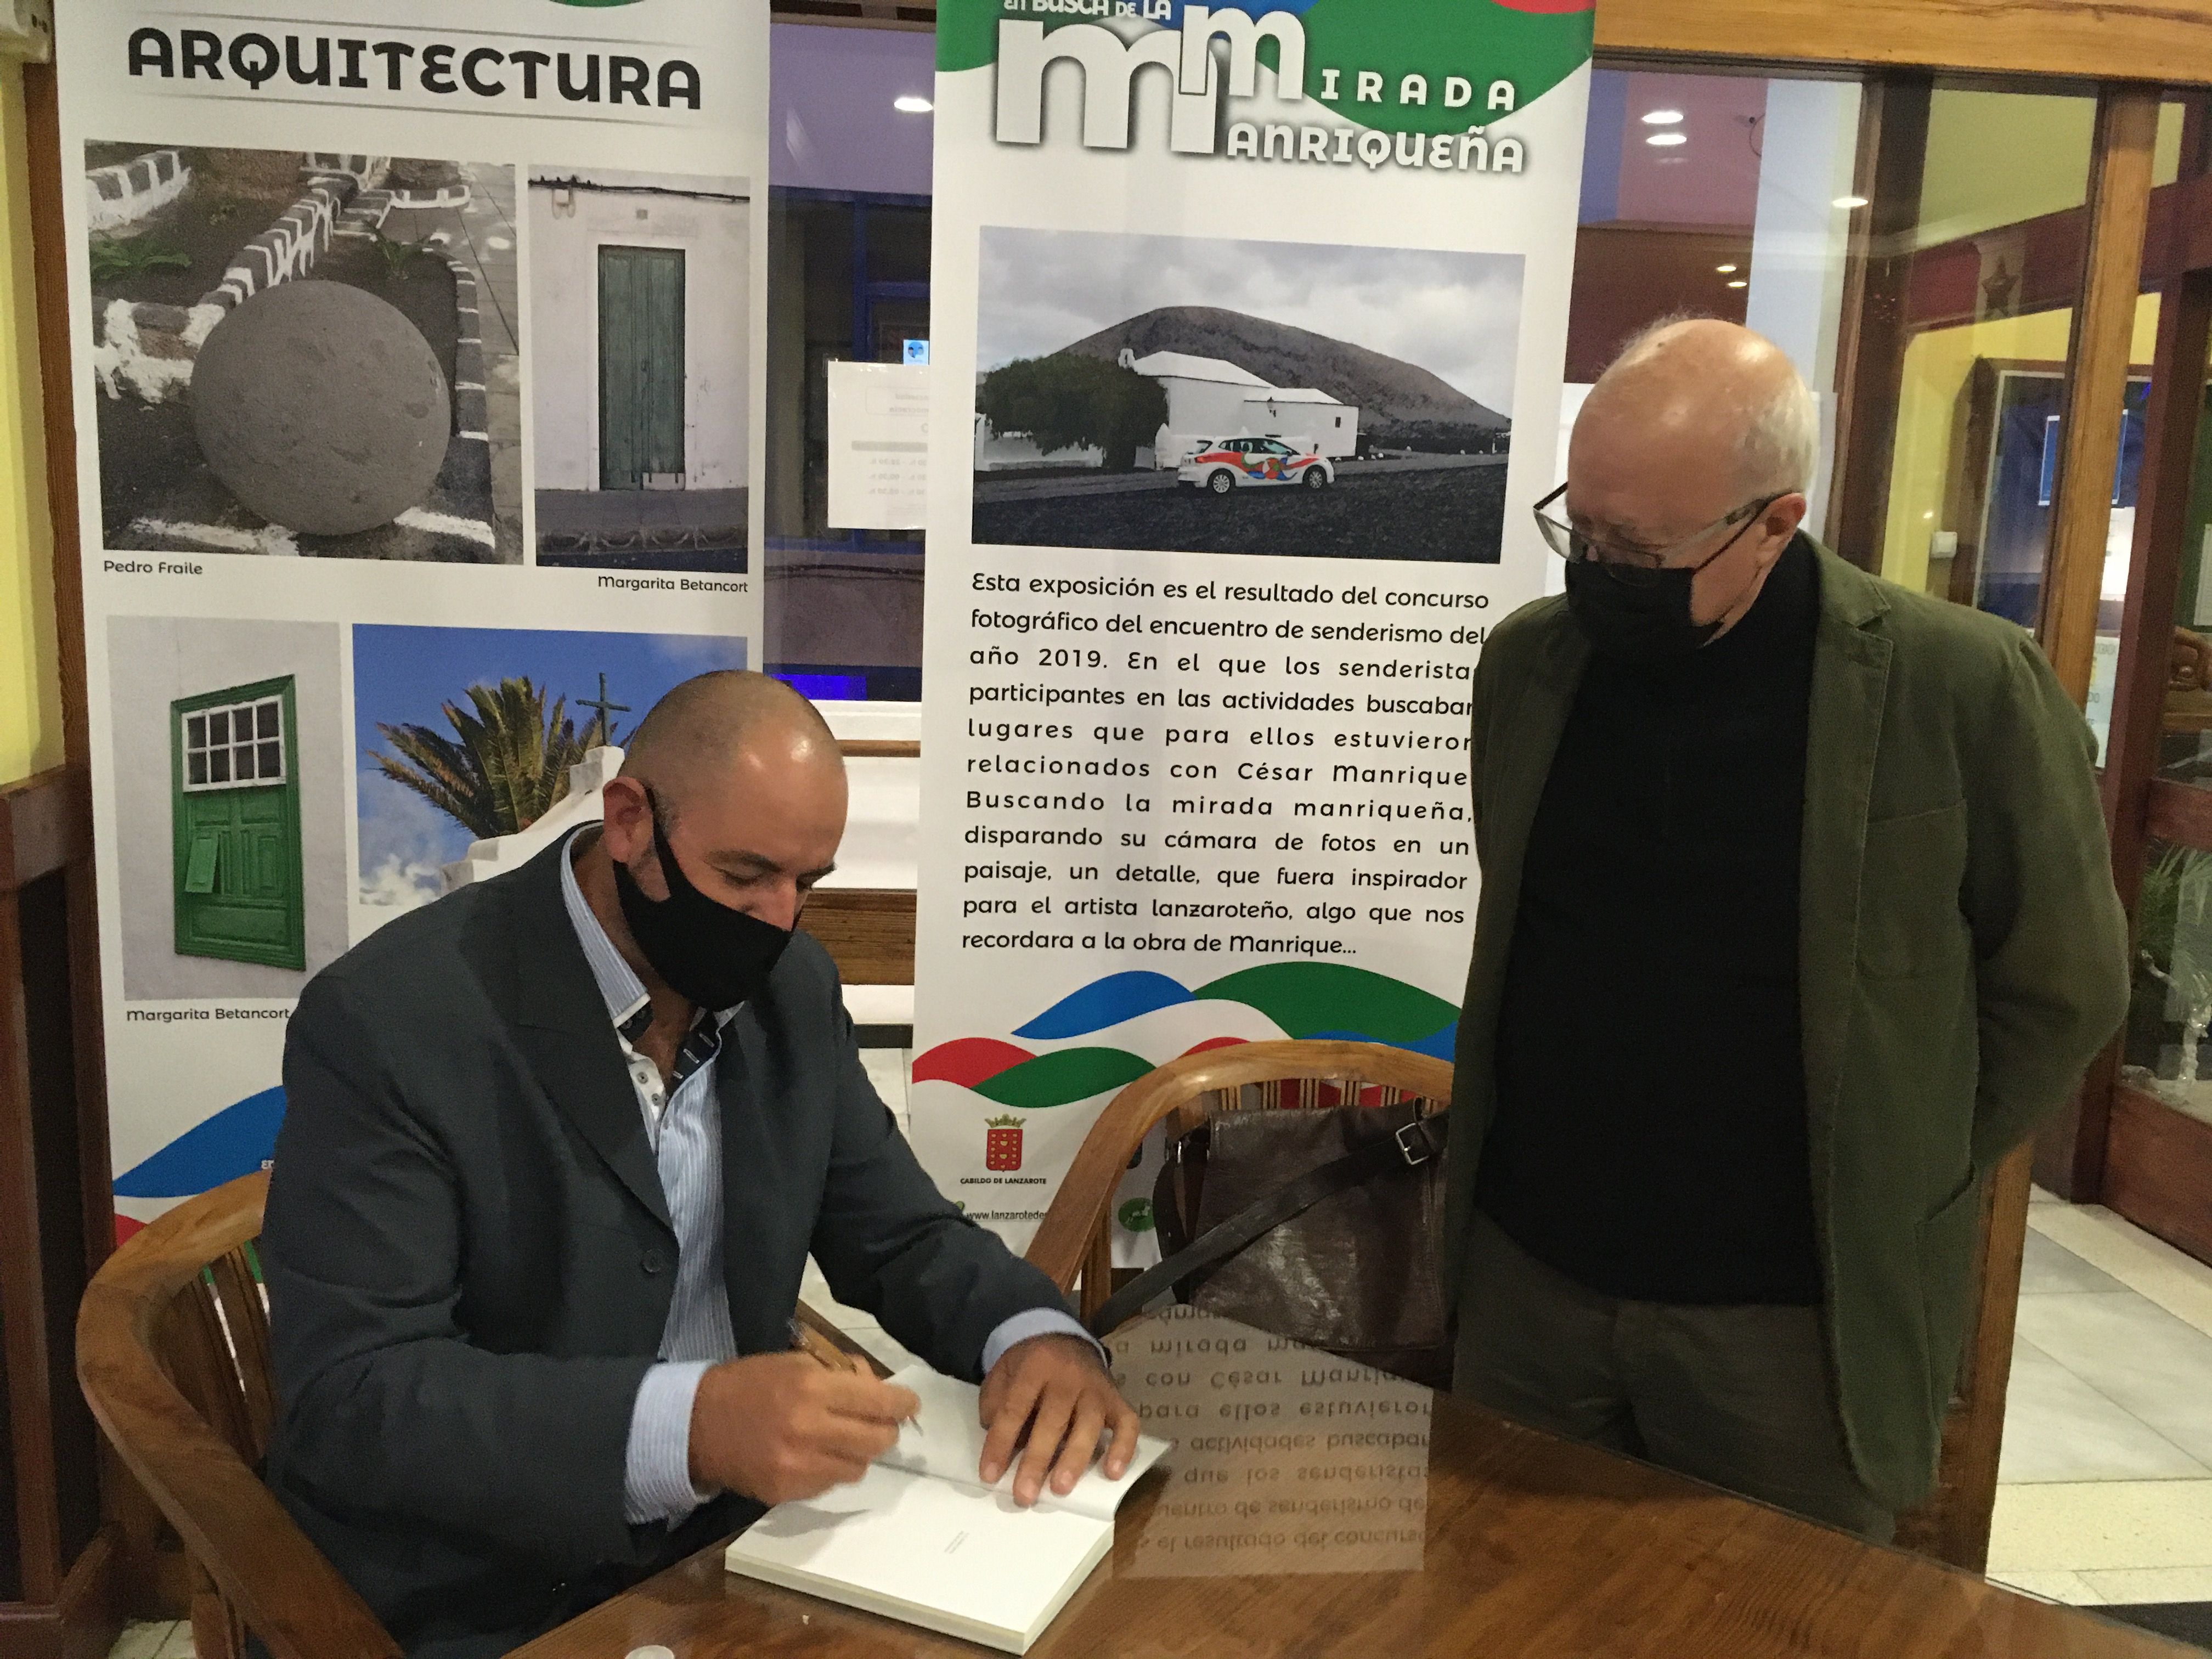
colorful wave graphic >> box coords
[114,1085,284,1200]
[111,1085,286,1242]
[916,963,1455,1108]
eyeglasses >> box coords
[1532,483,1781,588]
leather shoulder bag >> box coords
[1087,1099,1453,1387]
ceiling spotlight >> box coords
[1716,263,1739,274]
[1726,279,1748,290]
[1641,110,1684,126]
[894,94,933,114]
[1833,194,1869,210]
[1646,132,1688,148]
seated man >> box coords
[263,672,1136,1659]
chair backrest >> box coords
[76,1171,401,1659]
[1025,1039,2017,1575]
[1025,1039,1454,1322]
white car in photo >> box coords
[1177,437,1334,494]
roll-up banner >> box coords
[911,0,1594,1255]
[57,1,769,1237]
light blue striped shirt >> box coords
[557,830,1088,1525]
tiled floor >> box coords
[107,1621,193,1659]
[1989,1189,2212,1607]
[105,1085,2212,1657]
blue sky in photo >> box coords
[352,624,748,904]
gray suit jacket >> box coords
[261,839,1068,1657]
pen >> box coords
[788,1316,921,1434]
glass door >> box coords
[2095,202,2212,1267]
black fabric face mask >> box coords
[1564,557,1723,663]
[611,791,793,1011]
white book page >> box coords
[725,1461,1113,1655]
[877,1363,1173,1523]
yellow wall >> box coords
[1918,93,2095,249]
[1916,94,2185,250]
[1878,294,2164,593]
[1881,87,2188,592]
[0,58,61,784]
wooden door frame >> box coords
[2040,64,2212,1257]
[776,0,2212,79]
[1589,0,2212,86]
[2070,267,2212,1263]
[2034,100,2212,1214]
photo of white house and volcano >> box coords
[971,227,1525,562]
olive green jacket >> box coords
[1443,540,2131,1511]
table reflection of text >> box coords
[1111,1306,1431,1577]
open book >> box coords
[724,1363,1172,1654]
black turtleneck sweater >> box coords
[1475,535,1824,1306]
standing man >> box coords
[264,672,1136,1658]
[1445,319,2129,1538]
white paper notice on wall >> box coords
[827,362,929,531]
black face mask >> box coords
[612,791,793,1011]
[1564,557,1723,663]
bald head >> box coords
[620,670,839,817]
[1581,318,1818,508]
[1562,319,1815,640]
[591,672,847,937]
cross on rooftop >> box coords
[582,673,630,735]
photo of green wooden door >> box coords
[599,245,686,489]
[172,676,304,970]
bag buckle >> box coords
[1395,1120,1435,1167]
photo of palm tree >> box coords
[352,625,748,913]
[371,676,625,843]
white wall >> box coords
[1163,375,1257,437]
[823,702,919,1026]
[529,171,752,491]
[106,616,346,999]
[1746,78,1864,534]
[1240,399,1358,458]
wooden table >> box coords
[515,1312,2193,1659]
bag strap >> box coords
[1151,1122,1207,1262]
[1087,1113,1448,1339]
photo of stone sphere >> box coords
[85,143,523,562]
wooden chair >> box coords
[1025,1040,1453,1325]
[77,1172,890,1659]
[76,1171,400,1659]
[1026,1040,2025,1573]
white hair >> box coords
[1738,368,1820,499]
[1606,314,1820,499]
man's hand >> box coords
[689,1353,919,1506]
[978,1334,1141,1506]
